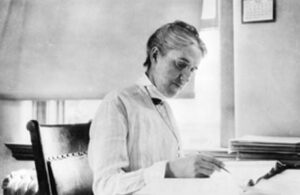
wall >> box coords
[0,0,201,99]
[234,0,300,137]
[220,0,234,147]
[0,0,204,187]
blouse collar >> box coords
[136,73,166,101]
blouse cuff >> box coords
[143,161,168,184]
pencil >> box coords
[220,166,230,173]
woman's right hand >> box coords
[165,153,224,178]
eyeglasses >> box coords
[174,60,198,73]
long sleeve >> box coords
[88,93,168,195]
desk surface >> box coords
[134,161,300,195]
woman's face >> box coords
[149,44,202,97]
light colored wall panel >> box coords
[234,0,300,137]
[0,0,202,99]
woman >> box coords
[88,20,224,195]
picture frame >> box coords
[242,0,276,23]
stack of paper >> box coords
[229,135,300,160]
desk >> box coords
[134,161,300,195]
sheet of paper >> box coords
[135,178,241,195]
[135,160,299,195]
[223,160,278,186]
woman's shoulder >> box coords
[103,84,144,103]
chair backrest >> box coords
[27,120,93,195]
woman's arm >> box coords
[88,95,166,195]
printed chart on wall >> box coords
[242,0,275,23]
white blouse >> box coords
[88,75,182,195]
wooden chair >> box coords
[27,120,93,195]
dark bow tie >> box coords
[151,98,163,105]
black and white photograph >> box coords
[1,0,300,194]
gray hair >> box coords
[143,20,207,69]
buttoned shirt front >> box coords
[88,74,182,195]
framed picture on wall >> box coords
[242,0,276,23]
